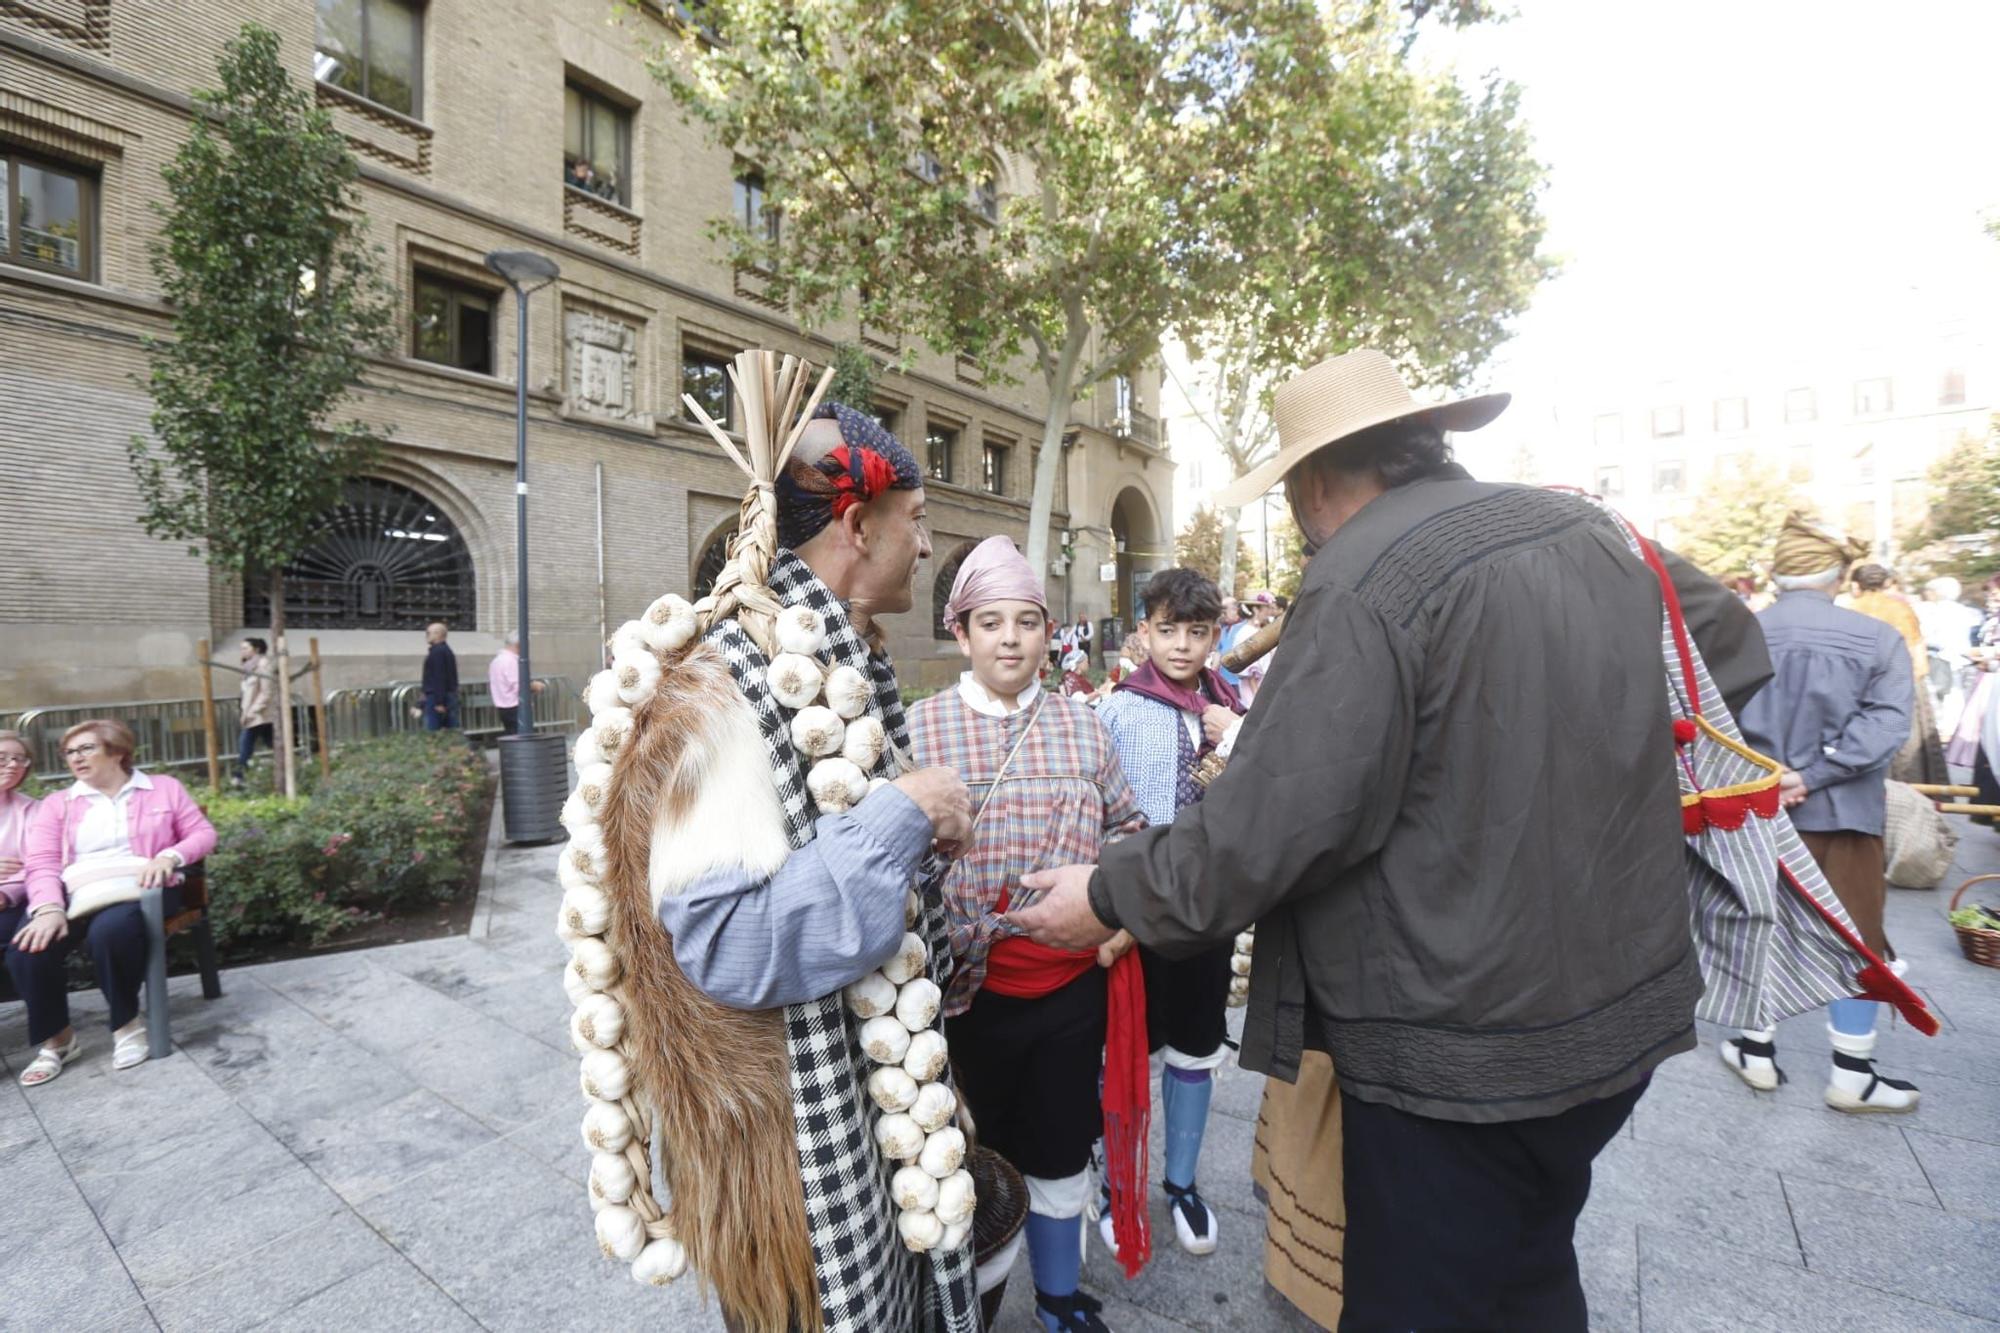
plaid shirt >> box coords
[910,682,1147,1015]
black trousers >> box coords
[2,887,182,1045]
[495,704,519,736]
[946,966,1107,1181]
[1337,1077,1648,1333]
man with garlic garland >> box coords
[560,390,981,1333]
[908,535,1150,1333]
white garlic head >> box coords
[918,1126,966,1179]
[867,1065,920,1113]
[807,757,869,813]
[897,1208,944,1253]
[556,898,583,945]
[892,1164,941,1213]
[845,971,897,1020]
[894,977,942,1032]
[560,791,600,841]
[592,707,636,762]
[569,936,621,992]
[902,1029,949,1083]
[1230,952,1253,977]
[641,594,699,654]
[571,991,626,1049]
[612,649,663,708]
[609,619,650,664]
[823,664,874,720]
[880,931,929,986]
[582,1100,633,1154]
[573,763,615,816]
[579,1048,631,1102]
[561,881,612,937]
[790,705,847,760]
[589,1150,638,1205]
[573,726,607,772]
[557,848,598,898]
[562,960,594,1009]
[842,715,887,773]
[595,1203,647,1261]
[940,1217,971,1252]
[934,1168,977,1225]
[860,1014,913,1066]
[1235,930,1257,954]
[874,1111,925,1162]
[566,820,606,874]
[776,606,829,657]
[631,1236,688,1286]
[904,889,921,929]
[909,1082,958,1134]
[586,669,624,718]
[767,653,825,710]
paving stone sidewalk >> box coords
[5,824,1999,1332]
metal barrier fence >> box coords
[8,676,580,783]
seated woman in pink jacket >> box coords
[9,719,216,1085]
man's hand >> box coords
[530,680,547,694]
[891,766,973,847]
[1778,768,1808,809]
[1009,865,1115,952]
[1096,928,1134,968]
[1201,705,1237,747]
[434,702,447,714]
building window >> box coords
[973,177,999,223]
[681,349,732,426]
[1941,368,1966,406]
[1595,465,1623,497]
[1788,444,1814,483]
[1592,413,1622,450]
[912,147,944,185]
[692,524,736,600]
[926,425,958,483]
[410,271,495,374]
[565,84,632,207]
[1114,374,1135,428]
[982,442,1008,495]
[1854,377,1892,416]
[1652,460,1684,494]
[733,170,779,244]
[246,477,474,629]
[1714,397,1748,433]
[0,148,94,278]
[872,402,902,439]
[314,0,422,117]
[1650,404,1684,438]
[1784,387,1816,424]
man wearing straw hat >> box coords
[1009,349,1771,1330]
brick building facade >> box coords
[0,1,1173,706]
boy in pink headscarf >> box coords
[908,535,1152,1331]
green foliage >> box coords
[1175,506,1262,597]
[1909,422,2000,584]
[129,22,394,581]
[1675,456,1808,582]
[827,342,880,415]
[1264,514,1309,600]
[197,733,491,956]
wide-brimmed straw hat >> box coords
[1214,349,1510,509]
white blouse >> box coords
[70,771,151,866]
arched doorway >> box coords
[692,524,737,600]
[931,539,981,640]
[1109,487,1161,636]
[245,477,476,629]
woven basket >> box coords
[969,1145,1027,1330]
[1950,874,2000,969]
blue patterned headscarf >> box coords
[776,402,923,549]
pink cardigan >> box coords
[22,772,218,914]
[0,792,37,907]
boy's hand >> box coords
[1201,705,1237,747]
[1010,865,1115,951]
[1096,929,1134,968]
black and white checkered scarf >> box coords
[704,550,978,1333]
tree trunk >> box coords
[1218,506,1242,596]
[1024,316,1086,577]
[271,569,297,798]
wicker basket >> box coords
[1950,874,2000,969]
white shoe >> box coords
[112,1025,150,1070]
[1097,1210,1118,1258]
[1826,1025,1919,1114]
[1718,1033,1781,1092]
[1163,1182,1218,1256]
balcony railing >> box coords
[1115,409,1161,449]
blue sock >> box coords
[1163,1065,1213,1190]
[1027,1210,1083,1326]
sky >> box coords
[1171,0,2000,516]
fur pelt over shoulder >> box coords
[598,640,820,1333]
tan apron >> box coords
[1252,1051,1346,1329]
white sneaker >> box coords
[1163,1182,1218,1256]
[1826,1027,1920,1114]
[1097,1210,1118,1258]
[1718,1034,1781,1092]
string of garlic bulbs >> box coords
[1228,928,1254,1007]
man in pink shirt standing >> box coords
[488,631,544,736]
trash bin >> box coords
[498,730,569,844]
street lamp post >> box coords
[484,249,563,842]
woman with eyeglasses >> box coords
[8,719,216,1084]
[0,729,41,983]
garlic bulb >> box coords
[590,1150,638,1205]
[609,619,650,664]
[573,726,607,771]
[596,1203,646,1261]
[562,961,593,1008]
[872,776,893,797]
[875,1111,925,1162]
[881,931,929,986]
[579,1048,631,1102]
[561,881,612,937]
[909,1082,957,1134]
[1227,976,1250,1007]
[557,849,598,897]
[560,790,600,840]
[556,899,583,945]
[790,705,847,759]
[1230,952,1253,977]
[585,669,624,718]
[567,819,606,871]
[904,889,921,929]
[631,1236,689,1286]
[934,1168,976,1225]
[845,971,897,1020]
[918,1126,966,1178]
[571,992,625,1049]
[903,1029,949,1083]
[768,653,825,710]
[612,649,663,707]
[892,1164,941,1212]
[897,1208,944,1253]
[776,606,829,656]
[895,977,942,1032]
[1235,930,1257,954]
[570,937,621,992]
[573,763,615,815]
[842,715,887,772]
[860,1014,913,1066]
[940,1217,971,1252]
[582,1100,634,1154]
[592,707,636,761]
[867,1065,920,1113]
[641,594,699,654]
[807,757,869,813]
[823,664,874,720]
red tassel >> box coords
[1672,719,1698,745]
[1102,951,1152,1278]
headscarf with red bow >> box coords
[775,401,923,549]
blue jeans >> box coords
[423,693,460,731]
[235,723,273,779]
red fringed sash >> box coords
[1101,950,1152,1278]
